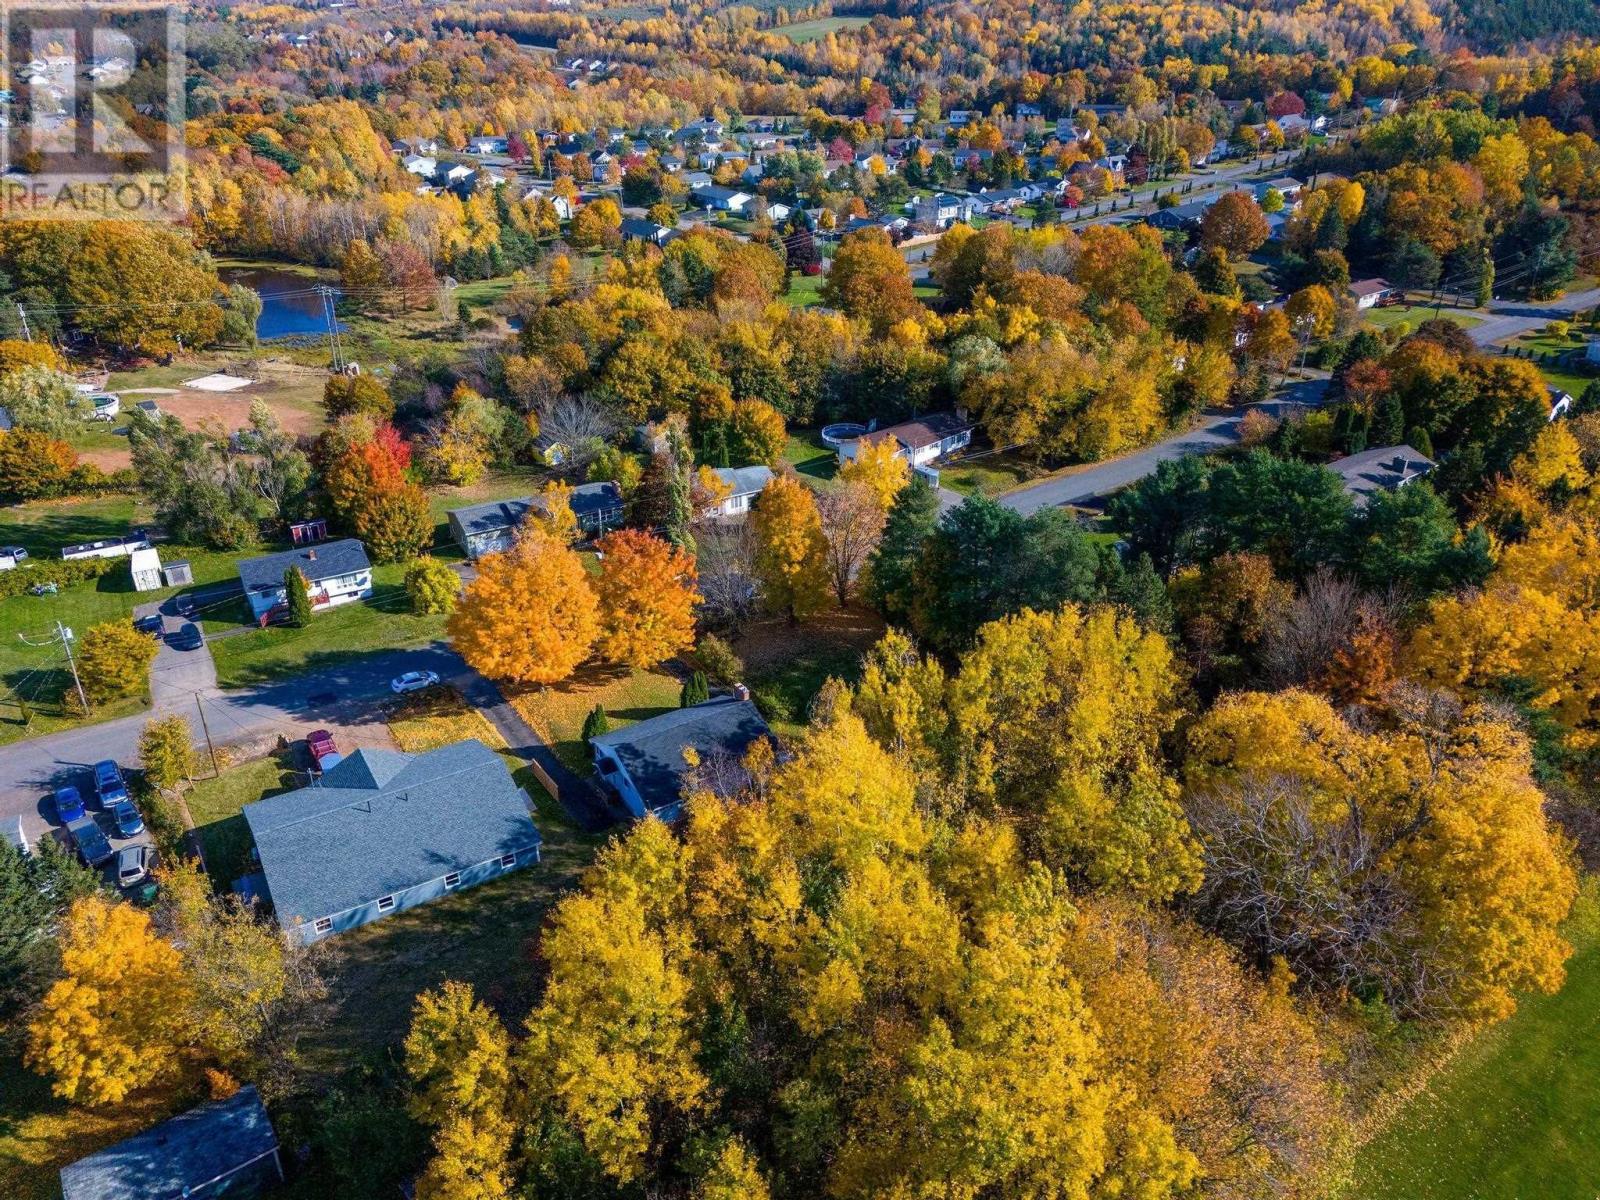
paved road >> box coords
[1466,287,1600,348]
[1001,376,1331,514]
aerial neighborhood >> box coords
[3,2,1600,1199]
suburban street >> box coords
[1465,286,1600,347]
[1001,375,1332,513]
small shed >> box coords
[289,518,328,546]
[162,559,193,587]
[128,547,162,592]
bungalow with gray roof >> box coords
[446,483,623,558]
[243,741,541,945]
[60,1084,281,1200]
[709,465,773,517]
[590,695,775,820]
[1328,444,1435,507]
[236,538,372,624]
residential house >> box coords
[446,483,623,558]
[620,217,674,246]
[591,695,776,820]
[709,465,773,517]
[402,153,437,177]
[60,1085,282,1200]
[766,202,793,222]
[1549,386,1575,421]
[1328,444,1435,506]
[1146,198,1211,231]
[236,538,373,624]
[1255,177,1304,205]
[692,184,754,213]
[1349,277,1397,309]
[243,741,541,944]
[913,192,978,228]
[470,135,508,155]
[841,412,975,469]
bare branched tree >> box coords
[816,481,886,607]
[695,519,760,632]
[536,394,619,469]
[1185,773,1426,1013]
[1262,566,1361,688]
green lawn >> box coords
[1365,304,1484,332]
[205,562,450,689]
[1347,882,1600,1199]
[185,752,302,888]
[510,665,681,776]
[939,451,1041,498]
[775,15,870,42]
[0,499,248,742]
[785,272,825,308]
[783,429,838,481]
[1508,330,1596,400]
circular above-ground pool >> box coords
[820,422,868,452]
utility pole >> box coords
[319,285,345,373]
[193,692,220,777]
[15,302,30,343]
[19,621,86,712]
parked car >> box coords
[92,760,128,808]
[0,545,29,567]
[133,613,164,637]
[68,818,114,867]
[175,595,197,619]
[175,622,204,650]
[116,843,155,888]
[111,800,144,838]
[54,785,85,824]
[391,670,440,695]
[306,729,339,768]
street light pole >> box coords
[57,621,87,714]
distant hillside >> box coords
[1449,0,1600,45]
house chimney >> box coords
[307,548,317,561]
[733,682,750,702]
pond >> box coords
[220,266,344,340]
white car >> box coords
[390,670,440,695]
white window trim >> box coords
[377,895,396,912]
[499,853,517,868]
[313,917,332,934]
[443,871,461,890]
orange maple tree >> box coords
[594,529,701,668]
[448,531,599,685]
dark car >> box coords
[133,613,164,638]
[54,785,85,824]
[175,622,205,650]
[175,595,198,619]
[92,760,128,808]
[111,800,144,839]
[68,818,114,868]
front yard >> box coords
[509,664,682,776]
[205,562,451,689]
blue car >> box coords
[54,785,85,824]
[111,800,144,839]
[92,760,128,809]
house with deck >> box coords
[243,741,541,945]
[841,412,975,469]
[236,538,373,624]
[446,483,624,559]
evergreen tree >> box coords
[581,705,610,744]
[285,566,314,627]
[680,671,709,707]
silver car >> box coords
[390,670,440,695]
[116,844,155,888]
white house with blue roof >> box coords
[236,537,373,624]
[243,740,541,945]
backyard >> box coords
[510,664,682,776]
[1508,328,1598,400]
[1347,882,1600,1199]
[732,605,886,738]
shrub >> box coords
[680,670,710,707]
[0,556,119,600]
[580,704,610,744]
[694,633,745,685]
[405,556,460,615]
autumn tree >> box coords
[1201,191,1272,259]
[751,471,829,621]
[406,556,460,615]
[77,621,158,706]
[138,715,195,794]
[820,229,919,333]
[449,532,600,685]
[1185,688,1577,1022]
[838,436,910,511]
[0,429,77,502]
[594,529,701,668]
[322,420,432,563]
[27,896,188,1104]
[731,400,787,467]
[816,481,886,606]
[324,373,395,422]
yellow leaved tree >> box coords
[448,532,599,685]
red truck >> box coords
[306,729,340,773]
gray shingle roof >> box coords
[60,1085,277,1200]
[244,740,540,930]
[450,497,536,538]
[1328,444,1435,504]
[713,465,774,497]
[237,538,370,594]
[590,696,773,812]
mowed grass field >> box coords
[1347,882,1600,1199]
[774,15,870,41]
